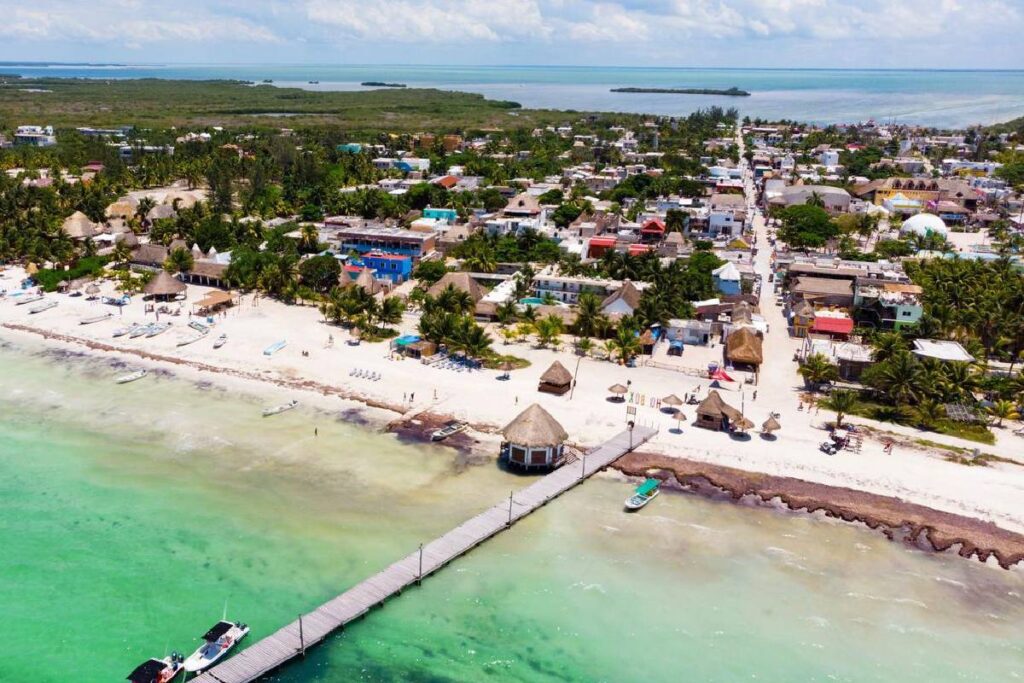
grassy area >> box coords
[34,255,108,291]
[823,394,996,445]
[0,77,582,132]
[483,353,531,371]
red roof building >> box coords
[811,316,854,337]
[587,236,617,258]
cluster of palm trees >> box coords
[319,286,404,338]
[416,285,493,360]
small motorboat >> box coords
[146,322,171,338]
[189,321,209,334]
[29,299,58,314]
[262,399,298,417]
[624,478,660,511]
[263,340,286,356]
[116,369,148,384]
[213,334,228,349]
[183,621,250,673]
[129,324,153,339]
[176,333,206,347]
[126,653,184,683]
[15,293,44,305]
[80,312,113,325]
[431,421,467,442]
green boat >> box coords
[624,478,660,511]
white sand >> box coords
[3,260,1024,536]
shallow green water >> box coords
[0,340,1022,682]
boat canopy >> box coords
[635,478,660,496]
[127,659,166,683]
[202,620,234,642]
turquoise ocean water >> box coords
[2,63,1023,127]
[0,339,1022,682]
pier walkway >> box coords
[193,425,658,683]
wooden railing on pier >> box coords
[192,425,658,683]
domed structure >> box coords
[900,213,948,238]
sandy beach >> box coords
[4,263,1024,561]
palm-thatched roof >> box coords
[726,327,763,366]
[696,390,744,422]
[662,394,683,406]
[731,300,754,325]
[608,383,628,394]
[502,404,568,447]
[426,271,488,302]
[61,211,99,240]
[539,361,573,386]
[762,416,781,433]
[143,270,187,296]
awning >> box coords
[194,290,236,309]
[635,478,660,496]
[127,659,167,683]
[709,368,734,382]
[202,621,234,642]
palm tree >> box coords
[573,292,602,337]
[798,353,838,390]
[299,224,320,253]
[164,247,194,275]
[135,197,156,229]
[871,332,908,364]
[806,191,825,208]
[377,296,405,330]
[828,389,858,429]
[533,315,563,348]
[575,337,594,357]
[463,243,497,273]
[495,300,519,326]
[610,326,641,364]
[913,398,946,430]
[987,400,1020,427]
[112,240,133,268]
[434,285,474,316]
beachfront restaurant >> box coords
[501,404,569,470]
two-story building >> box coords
[358,251,413,283]
[326,221,436,262]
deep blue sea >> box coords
[3,63,1024,128]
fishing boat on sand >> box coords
[29,299,58,314]
[126,653,184,683]
[15,293,44,305]
[146,322,171,338]
[431,421,468,441]
[80,312,113,325]
[213,334,227,349]
[189,321,209,334]
[183,621,250,673]
[262,399,298,417]
[176,333,206,347]
[263,340,286,356]
[116,369,148,384]
[129,324,152,339]
[624,478,661,511]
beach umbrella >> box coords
[26,263,39,275]
[732,416,755,433]
[762,416,781,434]
[85,283,100,296]
[608,383,628,395]
[661,394,683,407]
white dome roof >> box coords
[901,213,948,237]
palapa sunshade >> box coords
[696,390,745,422]
[732,415,755,432]
[85,283,101,295]
[762,416,781,433]
[608,383,628,395]
[26,263,39,275]
[539,361,573,386]
[662,394,683,406]
[143,270,187,297]
[57,280,69,288]
[501,404,568,447]
[726,327,763,366]
[500,360,515,372]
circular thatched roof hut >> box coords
[501,404,569,470]
[144,271,187,300]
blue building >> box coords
[712,262,742,296]
[360,251,413,283]
[423,206,458,223]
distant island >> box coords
[361,81,407,88]
[611,86,751,97]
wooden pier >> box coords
[192,425,658,683]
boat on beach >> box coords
[431,421,468,441]
[177,333,206,347]
[262,399,298,417]
[624,478,661,511]
[213,334,227,349]
[263,339,287,356]
[116,369,148,384]
[129,324,152,339]
[183,621,250,673]
[16,293,44,305]
[29,299,58,314]
[80,312,113,325]
[189,321,209,334]
[126,653,184,683]
[146,322,171,338]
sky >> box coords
[0,0,1021,69]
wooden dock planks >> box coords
[192,425,656,683]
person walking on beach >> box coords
[410,392,415,402]
[314,427,318,437]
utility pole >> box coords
[298,614,305,656]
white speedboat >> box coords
[431,421,467,441]
[80,312,113,325]
[126,653,184,683]
[116,370,148,384]
[263,339,286,356]
[262,399,298,417]
[183,621,250,673]
[16,293,44,305]
[29,299,58,314]
[213,334,227,349]
[129,324,152,339]
[189,321,209,334]
[624,478,661,511]
[146,322,171,338]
